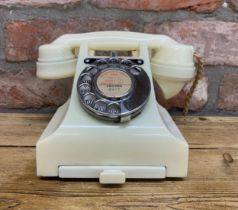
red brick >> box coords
[5,19,135,61]
[169,76,208,111]
[218,73,238,111]
[0,0,81,8]
[229,0,238,11]
[91,0,221,12]
[144,21,238,66]
[154,76,208,111]
[0,69,72,109]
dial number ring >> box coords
[77,57,150,122]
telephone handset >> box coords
[36,31,195,183]
[37,31,194,96]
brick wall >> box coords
[0,0,237,115]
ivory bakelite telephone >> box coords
[36,31,196,184]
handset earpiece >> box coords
[37,43,77,79]
[151,44,195,99]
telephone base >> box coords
[36,100,188,184]
[36,34,191,184]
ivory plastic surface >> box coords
[37,31,195,99]
[36,31,194,182]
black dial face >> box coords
[77,57,151,123]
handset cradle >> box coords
[36,31,195,184]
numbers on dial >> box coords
[80,74,92,84]
[94,100,107,112]
[83,93,96,106]
[79,83,90,95]
[107,103,120,115]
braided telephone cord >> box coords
[183,53,204,115]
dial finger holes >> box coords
[107,103,120,115]
[88,68,98,75]
[85,66,98,75]
[79,83,90,95]
[83,93,96,106]
[84,66,94,71]
[109,57,119,63]
[121,59,132,66]
[80,73,92,84]
[97,59,107,65]
[94,100,107,112]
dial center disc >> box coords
[96,69,132,98]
